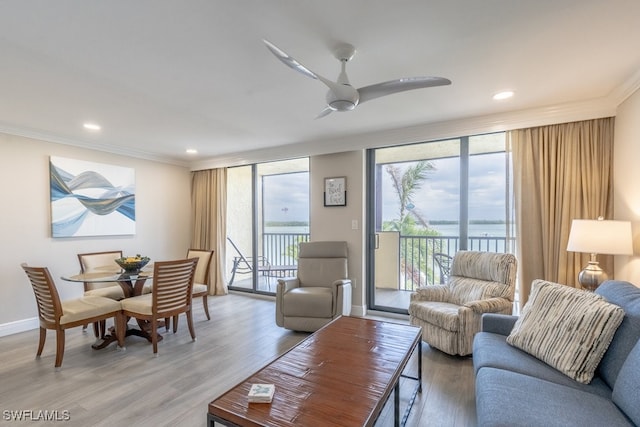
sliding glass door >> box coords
[367,133,512,313]
[226,158,309,294]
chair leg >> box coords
[92,322,100,338]
[202,295,210,320]
[54,329,65,368]
[172,315,179,333]
[229,259,239,284]
[37,327,46,357]
[114,313,125,349]
[186,310,196,341]
[151,318,158,354]
[164,317,170,332]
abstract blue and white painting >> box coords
[50,156,136,237]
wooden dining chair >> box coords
[77,250,125,338]
[21,264,125,368]
[188,248,214,319]
[77,251,126,298]
[120,258,198,355]
[165,249,214,332]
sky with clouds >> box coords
[380,152,508,224]
[262,152,508,224]
[262,172,310,222]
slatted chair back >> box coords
[21,263,124,368]
[164,250,214,333]
[152,258,198,317]
[22,265,62,328]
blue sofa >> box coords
[473,280,640,427]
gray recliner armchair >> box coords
[408,250,517,356]
[276,241,352,332]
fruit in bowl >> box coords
[115,255,150,272]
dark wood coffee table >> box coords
[207,316,422,427]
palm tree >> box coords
[385,161,434,231]
[384,161,441,289]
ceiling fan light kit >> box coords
[263,39,451,117]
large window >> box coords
[368,133,512,312]
[226,158,310,294]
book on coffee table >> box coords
[247,384,275,403]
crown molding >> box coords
[610,67,640,106]
[0,123,190,168]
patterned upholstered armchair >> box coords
[408,251,517,356]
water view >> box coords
[265,222,508,238]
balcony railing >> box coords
[400,235,512,291]
[262,232,310,269]
[261,232,511,292]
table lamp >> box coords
[566,217,633,291]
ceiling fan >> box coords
[263,39,451,118]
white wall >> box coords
[310,151,366,315]
[0,133,191,336]
[614,87,640,284]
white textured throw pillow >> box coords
[507,279,624,384]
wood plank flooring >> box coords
[0,293,476,427]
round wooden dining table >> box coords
[61,269,160,349]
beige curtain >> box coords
[191,168,228,295]
[508,117,614,308]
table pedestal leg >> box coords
[91,319,164,350]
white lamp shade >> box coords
[567,219,633,255]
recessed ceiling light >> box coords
[83,123,101,131]
[186,148,198,154]
[493,91,514,100]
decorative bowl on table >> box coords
[115,255,150,273]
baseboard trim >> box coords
[0,317,38,337]
[351,304,367,317]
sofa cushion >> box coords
[475,367,635,427]
[506,280,624,384]
[473,332,612,398]
[595,280,640,389]
[612,339,640,426]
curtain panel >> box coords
[191,168,228,295]
[508,117,614,308]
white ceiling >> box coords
[1,1,639,168]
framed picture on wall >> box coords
[324,176,347,207]
[50,156,136,237]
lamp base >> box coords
[578,261,608,291]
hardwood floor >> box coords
[0,293,476,427]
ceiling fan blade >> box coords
[315,106,334,119]
[358,76,451,104]
[263,39,342,93]
[263,39,319,80]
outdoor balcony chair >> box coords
[433,252,453,284]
